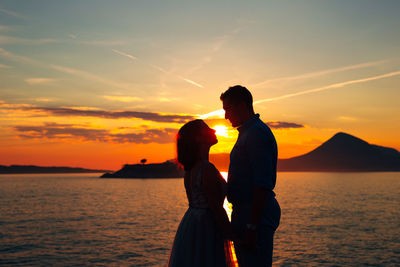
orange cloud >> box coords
[25,78,56,84]
[14,122,178,144]
[266,121,304,129]
[102,95,143,102]
[3,103,194,123]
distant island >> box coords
[101,161,184,178]
[102,132,400,178]
[0,165,111,174]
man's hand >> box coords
[241,228,257,250]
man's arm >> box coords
[248,185,270,226]
[241,185,270,249]
[242,131,276,248]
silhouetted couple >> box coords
[168,86,281,267]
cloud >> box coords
[337,116,357,121]
[0,8,27,19]
[0,35,58,45]
[254,70,400,104]
[204,118,304,129]
[67,34,125,46]
[22,106,194,123]
[0,25,14,31]
[14,122,178,144]
[110,128,177,144]
[266,121,304,129]
[0,102,33,109]
[80,40,126,46]
[0,101,194,123]
[0,47,36,64]
[50,64,134,91]
[34,98,56,103]
[0,48,135,92]
[25,78,56,84]
[112,49,204,88]
[0,63,11,68]
[157,97,182,102]
[189,23,243,73]
[252,59,388,87]
[0,48,199,104]
[102,95,142,102]
[198,68,398,119]
[199,109,225,119]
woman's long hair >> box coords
[176,119,206,172]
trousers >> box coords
[233,226,274,267]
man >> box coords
[221,85,281,267]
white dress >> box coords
[168,161,227,267]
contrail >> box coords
[0,48,139,91]
[178,76,204,88]
[50,64,133,91]
[0,47,36,64]
[252,59,388,87]
[112,49,204,88]
[254,70,400,104]
[112,49,137,60]
[200,70,400,119]
[0,8,27,19]
[149,63,168,74]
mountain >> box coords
[101,161,184,178]
[278,132,400,171]
[0,165,111,174]
[211,132,400,172]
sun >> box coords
[213,125,228,137]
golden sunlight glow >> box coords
[220,170,237,266]
[220,171,228,181]
[199,109,224,119]
[102,95,142,102]
[213,125,229,137]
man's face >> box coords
[223,99,242,127]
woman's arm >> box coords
[202,163,235,240]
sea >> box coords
[0,172,399,266]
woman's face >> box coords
[200,123,218,146]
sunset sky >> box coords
[1,1,399,170]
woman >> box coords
[168,120,236,267]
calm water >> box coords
[0,172,399,266]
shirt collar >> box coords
[238,114,259,133]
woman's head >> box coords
[176,119,217,171]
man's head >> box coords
[220,85,255,127]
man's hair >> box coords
[220,85,254,112]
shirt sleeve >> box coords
[246,129,275,191]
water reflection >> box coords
[220,171,238,266]
[0,173,399,265]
